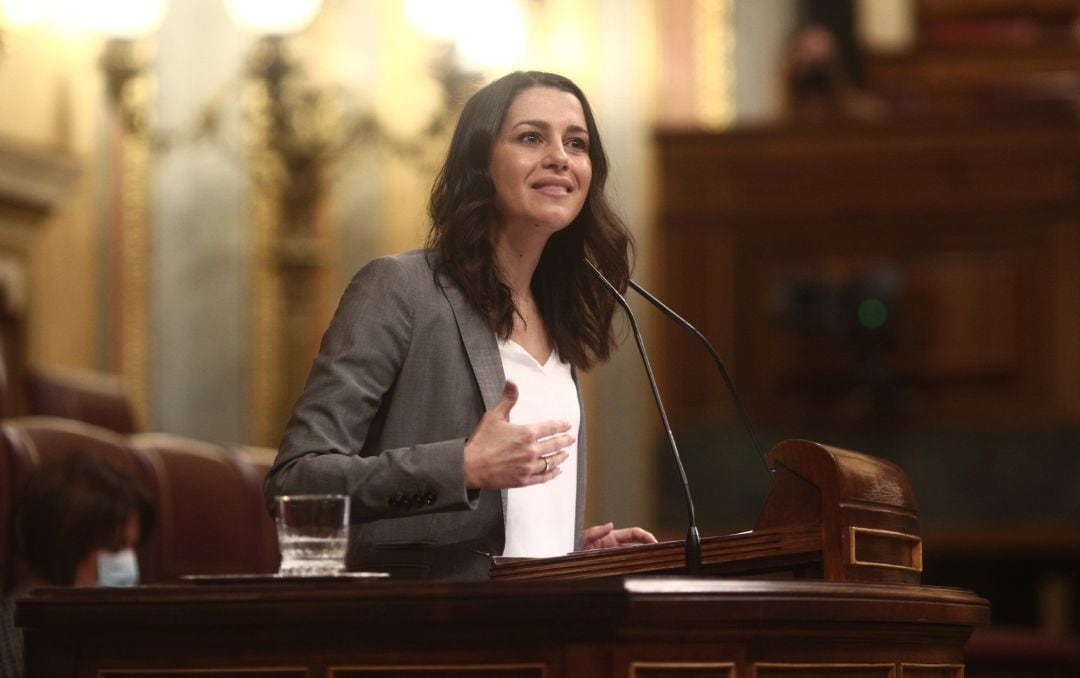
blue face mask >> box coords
[97,548,140,587]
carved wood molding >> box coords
[0,133,81,417]
[0,133,80,223]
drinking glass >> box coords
[274,494,350,576]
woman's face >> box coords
[488,86,592,238]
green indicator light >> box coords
[858,298,887,330]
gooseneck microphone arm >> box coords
[627,279,772,478]
[585,259,701,576]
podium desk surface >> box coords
[17,577,989,678]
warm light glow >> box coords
[0,0,59,28]
[224,0,323,35]
[406,0,526,69]
[79,0,169,37]
[0,0,166,35]
[456,0,526,69]
[404,0,458,41]
[538,23,585,75]
[857,0,915,53]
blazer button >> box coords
[401,496,413,508]
[388,497,399,508]
[424,493,435,504]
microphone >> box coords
[626,279,771,477]
[585,259,701,576]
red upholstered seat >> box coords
[0,417,156,593]
[0,418,279,597]
[132,434,278,580]
[231,444,282,573]
[24,367,137,434]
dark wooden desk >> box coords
[654,120,1080,430]
[18,576,988,677]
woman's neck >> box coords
[492,225,554,362]
[492,226,548,300]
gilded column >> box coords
[246,39,289,447]
[694,0,735,129]
[245,36,327,447]
[102,39,154,429]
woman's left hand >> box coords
[581,522,658,550]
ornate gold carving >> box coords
[103,38,156,429]
[246,66,289,447]
[244,36,335,446]
[0,136,80,418]
[119,125,152,429]
[241,34,466,446]
[0,134,81,218]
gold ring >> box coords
[543,458,550,474]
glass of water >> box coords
[274,494,350,576]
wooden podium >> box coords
[493,439,924,584]
[17,441,990,677]
[19,576,988,677]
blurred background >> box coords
[0,0,1077,645]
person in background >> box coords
[780,23,886,124]
[265,70,657,580]
[0,454,154,678]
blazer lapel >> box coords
[436,267,509,520]
[436,269,504,412]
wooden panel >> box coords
[332,666,545,677]
[849,527,923,574]
[917,0,1078,20]
[903,254,1018,376]
[867,0,1080,118]
[98,671,306,677]
[655,122,1080,430]
[17,578,989,678]
[900,665,962,678]
[496,439,927,587]
[753,664,894,678]
[631,663,735,677]
[740,237,1046,426]
[656,226,736,423]
[659,128,1079,223]
[1051,220,1080,419]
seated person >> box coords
[1,455,154,678]
[780,23,886,124]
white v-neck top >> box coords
[497,337,580,558]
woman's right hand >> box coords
[463,380,573,489]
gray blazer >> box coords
[264,250,587,580]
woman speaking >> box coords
[265,71,656,580]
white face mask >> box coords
[97,548,140,587]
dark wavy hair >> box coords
[427,70,634,371]
[14,454,154,586]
